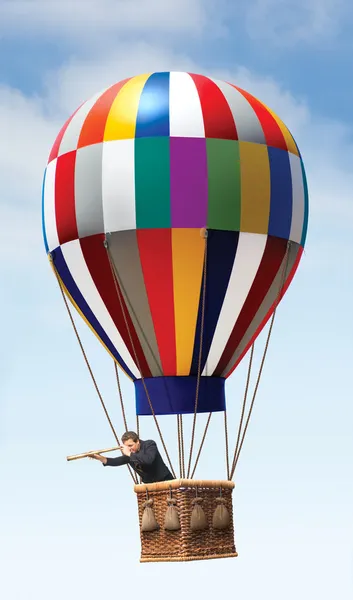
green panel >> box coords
[135,137,171,228]
[206,139,241,231]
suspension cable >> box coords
[230,242,291,478]
[105,241,176,479]
[186,232,208,478]
[49,255,138,484]
[230,344,255,477]
[114,361,129,433]
[190,412,212,479]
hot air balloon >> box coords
[42,71,308,563]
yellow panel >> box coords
[172,229,205,375]
[239,141,271,234]
[104,73,151,141]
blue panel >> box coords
[300,158,309,247]
[135,376,226,416]
[42,168,49,253]
[268,147,292,240]
[190,230,239,376]
[51,247,135,380]
[135,72,170,137]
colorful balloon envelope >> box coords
[42,71,308,417]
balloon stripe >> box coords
[55,151,78,246]
[239,141,270,234]
[102,139,136,232]
[104,74,151,141]
[78,79,131,148]
[202,232,267,375]
[42,169,49,252]
[214,236,287,375]
[172,229,205,375]
[268,147,292,239]
[223,244,303,377]
[135,72,170,137]
[301,159,309,246]
[215,78,266,144]
[206,139,241,231]
[169,72,205,137]
[170,137,208,227]
[43,159,59,252]
[75,144,104,238]
[234,86,288,151]
[58,90,107,156]
[48,106,81,163]
[79,234,151,377]
[190,74,238,140]
[107,231,162,376]
[135,137,171,228]
[257,98,299,156]
[53,243,137,379]
[137,229,177,375]
[190,230,239,376]
[288,153,305,244]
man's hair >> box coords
[122,431,139,443]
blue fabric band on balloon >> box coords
[134,376,226,416]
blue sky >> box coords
[1,1,352,598]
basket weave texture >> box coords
[134,479,238,562]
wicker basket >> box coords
[134,479,238,562]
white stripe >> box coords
[169,72,205,138]
[203,232,267,375]
[58,88,108,156]
[210,77,266,144]
[221,244,298,377]
[102,139,136,232]
[43,160,59,252]
[289,153,305,244]
[61,240,139,378]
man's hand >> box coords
[89,453,107,464]
[120,445,131,457]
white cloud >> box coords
[245,0,349,46]
[0,0,221,39]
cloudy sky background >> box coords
[1,1,352,598]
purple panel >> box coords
[170,137,208,227]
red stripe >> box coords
[55,151,78,245]
[48,105,82,163]
[77,79,131,149]
[80,234,152,377]
[137,229,176,376]
[233,86,287,151]
[224,246,303,378]
[214,237,288,375]
[190,74,238,140]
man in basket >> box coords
[90,431,174,484]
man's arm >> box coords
[104,455,130,467]
[90,453,130,466]
[129,440,157,467]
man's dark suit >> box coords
[103,439,174,484]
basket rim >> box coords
[134,478,235,493]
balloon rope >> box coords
[230,344,255,478]
[177,415,183,478]
[224,410,230,480]
[114,361,129,432]
[105,242,177,479]
[49,255,138,484]
[178,415,185,478]
[187,232,208,479]
[230,242,291,479]
[190,412,212,479]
